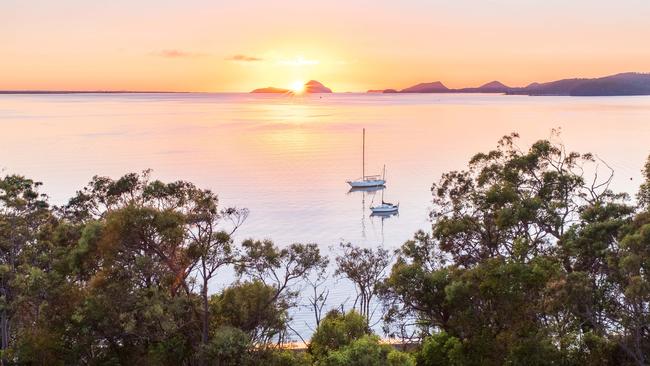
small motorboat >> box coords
[347,128,386,188]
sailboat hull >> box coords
[370,210,398,217]
[370,202,399,213]
[347,179,386,188]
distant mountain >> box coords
[397,80,511,94]
[368,72,650,96]
[401,81,449,93]
[304,80,332,93]
[456,81,512,93]
[511,72,650,96]
[476,81,510,92]
[481,81,508,89]
[250,87,290,94]
[251,80,332,94]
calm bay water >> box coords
[2,92,649,338]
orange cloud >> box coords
[154,50,205,58]
[227,54,264,62]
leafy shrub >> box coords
[309,310,369,359]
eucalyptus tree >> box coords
[210,280,288,346]
[335,242,391,323]
[61,171,248,354]
[236,239,329,343]
[0,175,52,365]
[616,210,650,365]
[383,133,644,365]
[182,186,248,344]
[305,267,330,330]
[308,310,369,360]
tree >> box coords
[201,326,252,366]
[416,331,463,366]
[429,132,619,267]
[182,186,248,345]
[305,269,330,330]
[614,198,650,364]
[308,310,369,360]
[210,281,289,344]
[335,243,391,323]
[0,175,52,365]
[236,239,328,343]
[319,334,414,366]
[57,205,196,363]
[383,133,643,365]
[63,171,248,351]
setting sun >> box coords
[290,80,305,93]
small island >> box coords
[251,80,332,94]
[250,86,291,94]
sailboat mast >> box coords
[381,165,386,202]
[362,128,365,180]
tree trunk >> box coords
[1,309,8,366]
[201,280,209,345]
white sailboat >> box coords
[347,128,386,188]
[370,166,399,214]
[370,201,399,214]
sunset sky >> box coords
[2,0,650,92]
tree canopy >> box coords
[1,133,648,365]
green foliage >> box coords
[266,349,312,366]
[309,310,370,360]
[384,134,650,365]
[638,155,650,208]
[417,332,462,366]
[211,280,289,343]
[320,335,414,366]
[322,335,386,366]
[0,175,54,364]
[202,326,252,366]
[386,349,416,366]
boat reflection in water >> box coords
[347,185,385,194]
[347,184,385,239]
[370,210,398,219]
[347,183,399,247]
[369,207,398,246]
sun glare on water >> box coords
[290,80,305,93]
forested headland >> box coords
[1,133,649,365]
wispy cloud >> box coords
[154,49,206,58]
[226,54,264,62]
